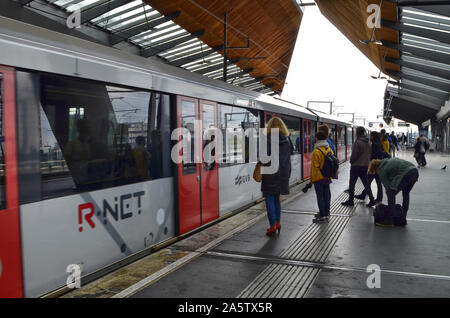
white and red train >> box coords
[0,16,356,297]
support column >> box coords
[223,12,228,83]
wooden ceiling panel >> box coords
[315,0,400,74]
[145,0,303,92]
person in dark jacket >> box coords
[369,158,419,219]
[355,131,384,202]
[390,131,398,157]
[414,137,425,167]
[261,117,293,236]
[342,126,376,207]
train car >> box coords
[314,112,353,163]
[0,17,353,297]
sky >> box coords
[282,6,388,123]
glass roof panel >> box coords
[45,0,270,93]
[66,0,103,12]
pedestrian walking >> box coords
[261,117,293,236]
[401,133,407,151]
[414,136,428,168]
[419,134,429,167]
[311,131,333,223]
[355,131,384,203]
[380,129,390,157]
[369,158,419,219]
[390,131,398,158]
[341,126,377,207]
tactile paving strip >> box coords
[238,264,319,298]
[237,182,365,298]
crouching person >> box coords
[311,131,333,223]
[369,158,419,220]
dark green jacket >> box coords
[378,158,416,191]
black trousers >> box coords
[359,173,383,201]
[386,168,419,217]
[415,152,427,167]
[348,166,374,202]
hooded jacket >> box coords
[370,139,385,160]
[378,158,416,191]
[310,140,333,183]
[350,135,372,167]
[261,134,293,196]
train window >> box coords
[308,121,313,152]
[202,103,216,172]
[347,127,353,147]
[218,104,260,165]
[281,115,301,154]
[39,75,172,198]
[181,100,197,175]
[0,75,5,209]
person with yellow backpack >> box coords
[311,131,334,223]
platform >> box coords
[62,150,450,298]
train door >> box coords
[176,96,219,234]
[337,125,346,163]
[0,66,23,297]
[302,119,314,179]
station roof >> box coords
[314,0,450,126]
[11,0,303,96]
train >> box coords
[0,16,356,297]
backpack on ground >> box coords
[317,148,339,179]
[374,204,394,227]
[374,203,406,227]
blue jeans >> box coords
[314,182,331,218]
[265,194,281,226]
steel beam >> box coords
[396,94,442,111]
[399,88,444,107]
[94,2,143,25]
[215,68,254,82]
[142,30,205,58]
[110,11,180,45]
[106,9,158,30]
[386,57,450,80]
[170,47,222,67]
[402,11,450,27]
[402,45,450,66]
[382,40,450,65]
[193,62,225,75]
[81,0,132,24]
[401,82,449,101]
[412,5,450,17]
[401,72,450,92]
[381,19,450,45]
[396,0,450,5]
[402,39,450,55]
[401,17,450,33]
